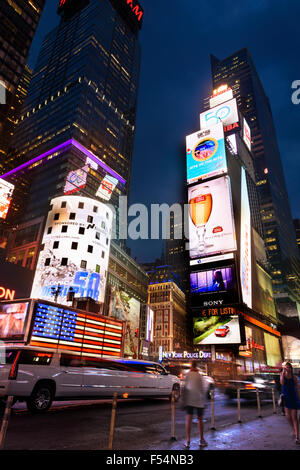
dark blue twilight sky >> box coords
[28,0,300,263]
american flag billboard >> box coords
[30,302,124,358]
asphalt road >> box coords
[1,390,278,450]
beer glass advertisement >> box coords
[0,302,29,340]
[188,176,236,259]
[193,315,241,345]
[186,122,227,184]
[190,265,238,308]
[109,286,140,357]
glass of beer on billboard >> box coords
[189,185,213,253]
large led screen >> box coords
[188,176,236,259]
[0,302,29,340]
[108,286,140,358]
[0,179,14,220]
[240,168,252,308]
[193,315,241,345]
[200,98,239,130]
[30,302,123,358]
[186,122,227,184]
[31,196,113,307]
[190,265,238,309]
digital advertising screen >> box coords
[31,196,113,307]
[108,286,141,357]
[188,176,237,259]
[200,98,239,130]
[0,179,14,220]
[193,315,241,345]
[243,118,252,151]
[186,122,227,184]
[190,265,238,308]
[240,168,252,309]
[64,166,88,195]
[0,302,29,340]
[96,174,118,201]
[30,302,123,358]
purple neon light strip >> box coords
[0,138,126,185]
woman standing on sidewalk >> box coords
[183,360,208,449]
[280,362,300,445]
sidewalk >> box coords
[149,413,300,451]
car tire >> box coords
[26,383,54,414]
[170,384,181,402]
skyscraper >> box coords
[7,0,142,193]
[0,0,46,164]
[210,48,300,309]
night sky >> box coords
[28,0,300,263]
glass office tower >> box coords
[7,0,142,194]
[0,0,46,165]
[210,48,300,308]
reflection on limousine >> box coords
[0,347,181,413]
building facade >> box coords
[148,282,188,359]
[210,49,300,310]
[0,0,46,163]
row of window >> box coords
[47,225,109,243]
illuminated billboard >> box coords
[30,302,123,358]
[190,265,238,309]
[0,179,14,220]
[209,86,233,108]
[96,174,118,201]
[31,196,113,307]
[186,122,227,184]
[243,118,252,151]
[240,168,252,309]
[146,305,154,343]
[0,302,29,340]
[64,165,88,195]
[193,315,241,345]
[108,286,140,357]
[200,98,239,130]
[188,176,236,259]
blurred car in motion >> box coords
[223,374,277,400]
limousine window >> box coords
[19,350,53,365]
[60,354,83,367]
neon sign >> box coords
[125,0,143,22]
[0,287,15,301]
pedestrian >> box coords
[275,369,285,415]
[182,360,208,448]
[280,362,300,445]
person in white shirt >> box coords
[183,360,208,448]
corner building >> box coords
[8,0,142,193]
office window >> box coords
[47,227,52,234]
[61,258,68,266]
[61,201,67,208]
[79,227,85,235]
[71,242,78,250]
[45,258,51,266]
[87,245,93,253]
[54,213,60,221]
[87,215,93,223]
[81,260,87,269]
[61,226,68,233]
[78,202,84,209]
[53,241,59,249]
[69,213,76,220]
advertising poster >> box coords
[96,174,118,201]
[0,302,29,340]
[109,286,140,357]
[264,333,282,367]
[256,264,277,318]
[186,122,227,184]
[64,166,89,195]
[31,196,113,306]
[200,98,239,130]
[193,315,241,345]
[190,265,238,308]
[0,179,14,220]
[188,176,236,259]
[240,168,252,309]
[146,305,154,343]
[243,118,252,151]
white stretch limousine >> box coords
[0,346,181,413]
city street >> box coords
[1,390,283,450]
